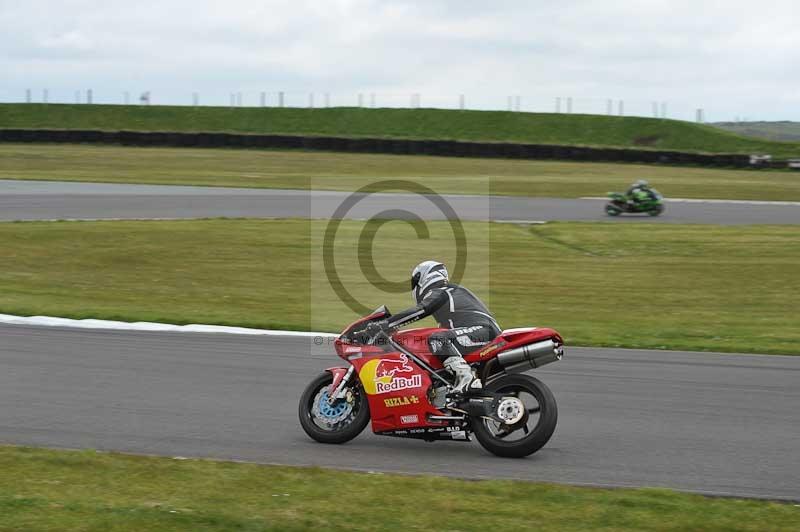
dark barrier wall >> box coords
[0,128,766,168]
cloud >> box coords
[1,0,798,120]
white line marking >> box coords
[0,314,337,337]
[492,220,548,224]
[581,197,800,206]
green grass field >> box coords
[3,143,799,200]
[2,446,797,532]
[3,103,800,157]
[1,219,797,354]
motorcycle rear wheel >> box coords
[299,372,370,444]
[605,204,622,216]
[472,374,558,458]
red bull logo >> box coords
[359,354,423,395]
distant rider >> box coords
[626,179,655,206]
[364,261,501,394]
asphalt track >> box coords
[2,180,800,224]
[2,324,798,500]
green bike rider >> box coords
[605,180,664,216]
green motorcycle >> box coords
[605,190,664,217]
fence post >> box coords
[193,92,199,107]
[278,91,285,107]
[309,93,314,108]
[696,108,704,123]
[566,97,572,114]
[660,102,667,118]
[606,99,612,115]
[459,94,465,110]
[618,100,624,116]
[555,97,561,113]
[124,92,130,105]
[325,93,330,108]
[260,92,266,107]
[87,89,93,104]
[43,89,48,104]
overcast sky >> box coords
[2,0,799,121]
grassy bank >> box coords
[2,143,800,200]
[0,446,797,532]
[3,103,800,157]
[0,219,797,354]
[713,121,800,142]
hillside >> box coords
[712,121,800,143]
[2,103,800,157]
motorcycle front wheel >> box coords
[605,203,622,216]
[299,372,370,444]
[472,374,558,458]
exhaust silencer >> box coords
[496,339,563,373]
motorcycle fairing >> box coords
[348,352,446,433]
[391,327,446,369]
[378,425,471,442]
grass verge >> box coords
[2,143,800,200]
[1,446,798,532]
[0,219,797,354]
[3,103,800,157]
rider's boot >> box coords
[444,356,481,401]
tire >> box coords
[472,374,558,458]
[298,372,370,444]
[605,204,621,216]
[648,204,664,216]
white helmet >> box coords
[635,179,650,188]
[411,261,449,303]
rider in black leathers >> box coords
[364,261,501,392]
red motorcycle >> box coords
[299,306,564,458]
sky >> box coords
[2,0,799,121]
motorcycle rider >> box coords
[626,179,655,207]
[363,261,501,394]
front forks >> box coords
[327,365,354,404]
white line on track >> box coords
[491,219,547,224]
[581,197,800,206]
[0,313,337,337]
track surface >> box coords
[2,324,798,500]
[2,180,799,224]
